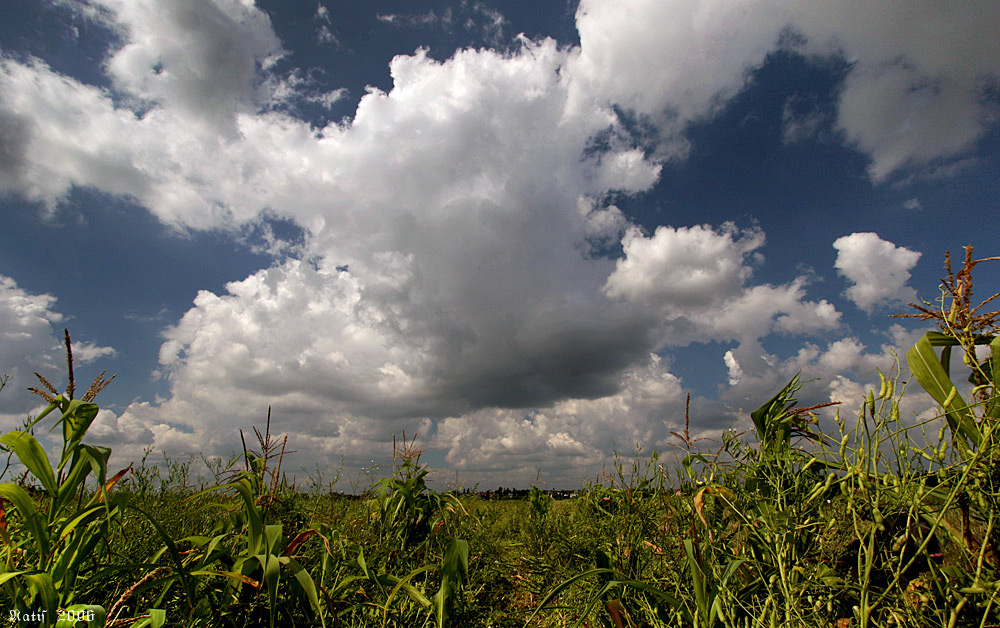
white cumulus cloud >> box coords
[604,223,839,345]
[834,232,921,312]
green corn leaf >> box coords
[189,478,264,552]
[750,376,800,455]
[193,534,232,569]
[434,538,469,628]
[53,450,95,518]
[0,570,28,589]
[264,524,283,555]
[683,539,708,622]
[25,399,61,431]
[524,568,617,626]
[381,567,434,610]
[24,572,58,625]
[283,556,326,627]
[0,431,57,495]
[55,504,107,544]
[80,444,111,476]
[356,547,374,582]
[55,400,100,461]
[987,336,1000,419]
[0,483,50,560]
[906,332,981,447]
[129,608,166,628]
[253,552,281,628]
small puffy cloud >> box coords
[724,350,743,386]
[834,232,921,312]
[315,4,330,24]
[71,341,118,363]
[604,223,764,308]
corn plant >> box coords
[0,331,121,627]
[343,436,470,627]
[366,435,467,554]
[141,416,326,628]
[320,536,469,627]
[891,247,1000,623]
[526,546,689,628]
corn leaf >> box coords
[906,332,982,447]
[129,608,166,628]
[24,571,58,624]
[434,538,469,628]
[0,483,50,560]
[0,431,57,495]
[55,400,100,465]
[253,552,281,628]
[283,556,326,627]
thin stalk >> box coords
[947,597,968,628]
[975,508,996,585]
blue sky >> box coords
[1,0,998,489]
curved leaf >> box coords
[0,431,56,495]
[907,332,981,447]
[284,556,326,627]
[0,483,50,560]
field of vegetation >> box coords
[2,247,999,628]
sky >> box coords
[1,0,999,490]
